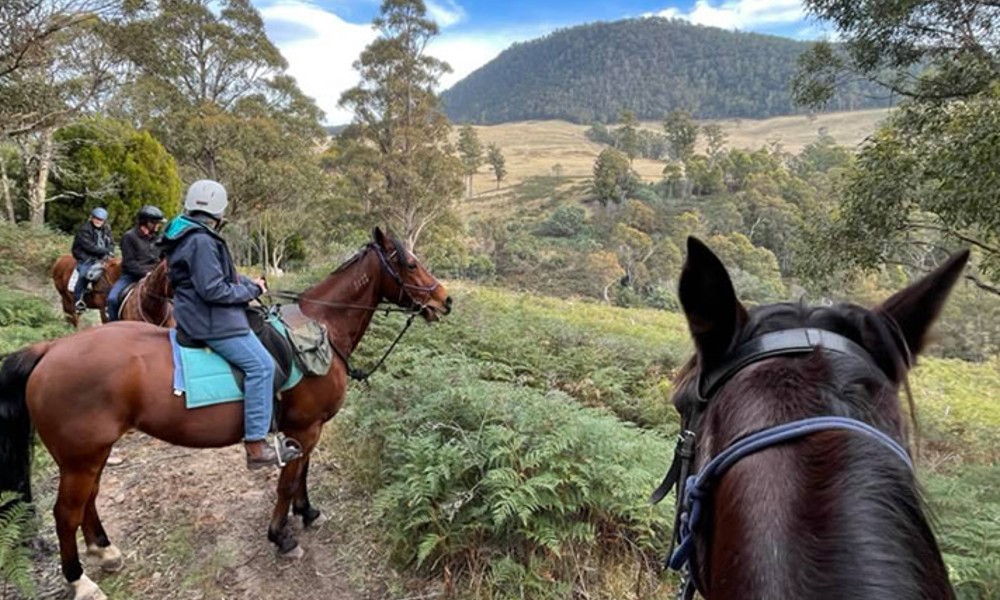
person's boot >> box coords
[245,439,279,469]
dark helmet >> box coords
[137,205,165,224]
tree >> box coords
[551,163,565,184]
[339,0,463,250]
[794,0,1000,296]
[663,109,698,162]
[591,148,635,206]
[457,124,483,197]
[46,118,183,234]
[703,123,727,163]
[616,109,639,164]
[486,143,506,190]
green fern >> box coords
[0,492,35,598]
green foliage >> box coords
[441,17,887,124]
[537,205,585,238]
[485,143,506,190]
[0,492,35,598]
[0,221,67,285]
[458,125,484,176]
[591,148,635,206]
[344,353,672,597]
[663,109,698,162]
[47,118,182,236]
[0,287,69,353]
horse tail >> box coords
[0,343,48,503]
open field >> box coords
[460,109,890,196]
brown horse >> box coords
[659,237,966,599]
[52,255,121,328]
[117,260,174,327]
[0,228,451,600]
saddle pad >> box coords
[169,324,304,409]
[67,269,79,291]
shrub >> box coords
[0,288,69,354]
[343,354,673,598]
[537,206,585,238]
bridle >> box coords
[650,328,914,600]
[269,242,442,383]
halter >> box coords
[650,328,913,600]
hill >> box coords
[441,17,889,125]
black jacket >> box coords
[120,226,162,279]
[71,221,115,262]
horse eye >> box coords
[407,262,417,271]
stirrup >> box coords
[272,435,303,467]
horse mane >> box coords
[331,233,408,275]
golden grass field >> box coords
[461,109,890,197]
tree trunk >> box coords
[0,152,14,222]
[26,127,54,225]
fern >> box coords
[0,492,35,599]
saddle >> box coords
[175,307,297,396]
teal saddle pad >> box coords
[169,317,304,409]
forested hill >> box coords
[441,18,889,124]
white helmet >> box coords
[184,180,228,217]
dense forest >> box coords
[441,17,890,124]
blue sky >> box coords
[253,0,823,123]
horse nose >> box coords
[444,296,453,314]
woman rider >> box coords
[161,179,298,469]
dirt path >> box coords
[29,430,421,600]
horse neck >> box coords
[701,380,952,599]
[140,264,170,323]
[299,250,383,357]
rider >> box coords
[161,180,289,469]
[107,205,166,321]
[71,207,115,312]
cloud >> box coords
[260,0,547,124]
[426,0,465,28]
[260,0,376,123]
[652,0,804,30]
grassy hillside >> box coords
[460,109,888,198]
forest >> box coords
[441,17,890,125]
[1,0,999,598]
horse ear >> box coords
[876,249,970,357]
[373,227,386,246]
[679,237,747,370]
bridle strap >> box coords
[700,328,878,398]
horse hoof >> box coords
[71,574,108,600]
[279,544,305,560]
[305,512,326,528]
[87,544,124,572]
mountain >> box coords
[440,18,889,125]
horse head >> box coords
[664,237,968,599]
[370,227,452,322]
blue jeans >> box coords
[205,332,275,441]
[73,260,96,302]
[106,273,138,321]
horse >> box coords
[117,259,174,327]
[654,237,966,599]
[52,255,121,328]
[0,228,452,600]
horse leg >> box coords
[268,426,320,558]
[81,471,123,573]
[291,456,322,527]
[55,468,108,600]
[61,294,80,329]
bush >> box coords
[343,353,673,598]
[0,288,69,354]
[537,206,586,238]
[0,222,68,286]
[0,492,35,598]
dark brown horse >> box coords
[662,237,966,599]
[0,228,451,600]
[117,259,174,327]
[52,255,121,328]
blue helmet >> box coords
[91,207,108,221]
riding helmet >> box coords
[184,180,228,218]
[91,207,108,220]
[137,205,165,223]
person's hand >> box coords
[253,277,268,294]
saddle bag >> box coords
[85,262,106,282]
[283,319,333,376]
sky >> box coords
[253,0,827,124]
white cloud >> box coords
[652,0,803,30]
[426,0,465,28]
[260,0,546,124]
[260,0,376,123]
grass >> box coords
[459,109,889,198]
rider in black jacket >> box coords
[107,205,166,320]
[71,207,115,311]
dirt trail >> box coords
[30,431,412,600]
